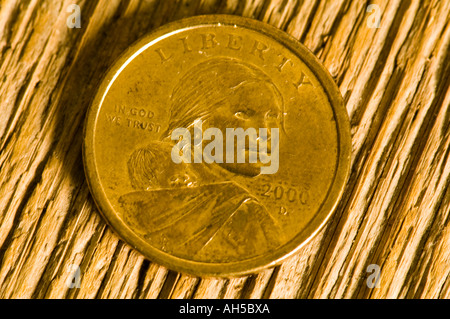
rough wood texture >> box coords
[0,0,448,299]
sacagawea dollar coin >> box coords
[83,15,351,277]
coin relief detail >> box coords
[83,15,351,276]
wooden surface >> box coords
[0,0,449,299]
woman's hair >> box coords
[163,57,284,137]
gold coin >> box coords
[83,15,351,277]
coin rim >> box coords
[83,14,351,277]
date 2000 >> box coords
[260,183,309,204]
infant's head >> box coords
[127,142,198,190]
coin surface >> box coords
[83,15,351,277]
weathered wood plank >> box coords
[0,0,448,299]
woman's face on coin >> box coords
[204,81,282,177]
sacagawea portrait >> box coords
[118,57,288,263]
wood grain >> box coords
[0,0,448,299]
